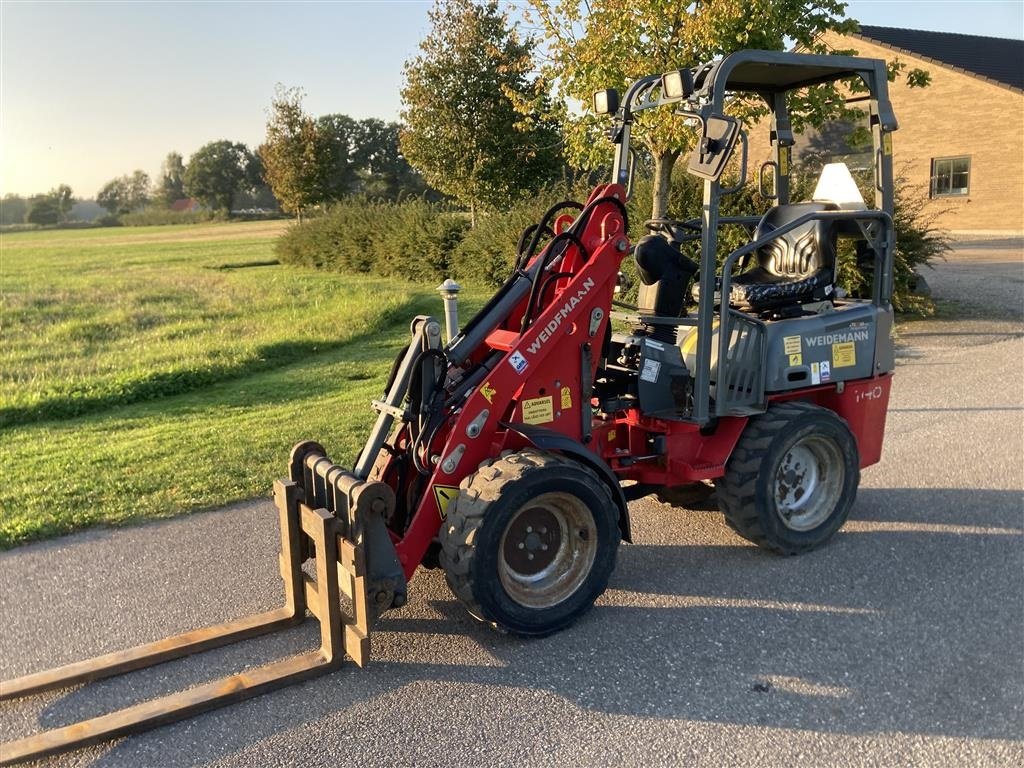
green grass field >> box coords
[0,221,480,547]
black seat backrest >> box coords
[752,201,839,280]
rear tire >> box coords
[717,401,859,555]
[439,449,620,636]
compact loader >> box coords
[0,50,899,763]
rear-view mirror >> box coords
[687,114,740,182]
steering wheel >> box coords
[644,218,702,244]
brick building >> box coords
[814,26,1024,236]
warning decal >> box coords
[833,341,856,367]
[521,395,554,425]
[481,381,497,404]
[433,485,459,519]
[783,335,802,355]
[560,386,572,410]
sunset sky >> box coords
[2,0,1021,199]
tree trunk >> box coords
[651,150,679,220]
[470,200,476,229]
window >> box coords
[931,156,970,197]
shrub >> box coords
[119,207,217,226]
[275,197,470,280]
[277,168,946,314]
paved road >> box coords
[2,245,1022,767]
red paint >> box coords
[392,185,630,580]
[768,373,893,467]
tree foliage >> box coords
[184,141,253,213]
[26,196,61,225]
[400,0,563,223]
[97,171,150,215]
[155,152,187,206]
[258,86,333,219]
[526,0,860,217]
[1,194,28,225]
[317,115,429,201]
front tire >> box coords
[439,449,620,636]
[717,401,859,554]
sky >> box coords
[1,0,1022,198]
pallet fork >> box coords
[0,448,376,765]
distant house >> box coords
[170,198,201,213]
[816,26,1024,235]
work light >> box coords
[661,69,693,100]
[593,88,619,115]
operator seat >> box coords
[693,163,865,313]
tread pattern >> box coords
[717,401,853,555]
[438,449,613,623]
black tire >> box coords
[717,401,859,555]
[439,449,620,636]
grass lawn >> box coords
[0,221,481,547]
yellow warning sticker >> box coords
[560,386,572,410]
[433,484,459,519]
[521,395,554,425]
[608,429,617,443]
[779,147,790,176]
[788,353,803,366]
[480,381,496,404]
[783,335,802,356]
[883,133,893,156]
[833,341,857,368]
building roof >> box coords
[854,26,1024,92]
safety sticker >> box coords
[810,362,821,385]
[608,429,617,443]
[640,358,661,383]
[788,353,803,367]
[883,133,893,156]
[509,350,528,374]
[560,386,573,410]
[521,395,554,425]
[832,341,856,368]
[433,484,459,519]
[783,335,802,356]
[481,381,497,404]
[820,360,831,381]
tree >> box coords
[96,171,150,215]
[184,141,251,214]
[50,184,74,222]
[316,113,360,199]
[400,0,563,225]
[258,86,333,220]
[1,194,27,225]
[25,195,60,225]
[528,2,931,219]
[317,115,430,201]
[155,152,186,206]
[525,1,858,218]
[352,119,428,200]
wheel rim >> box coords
[498,492,598,609]
[772,435,845,532]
